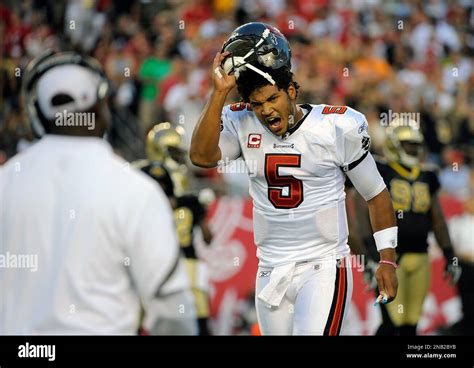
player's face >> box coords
[248,84,297,136]
[167,146,186,164]
[401,141,423,158]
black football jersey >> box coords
[174,195,206,259]
[376,159,440,254]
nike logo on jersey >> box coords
[358,121,368,134]
[259,271,272,277]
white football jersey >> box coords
[0,135,188,334]
[219,103,372,267]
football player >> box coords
[190,22,398,335]
[354,121,461,335]
[146,122,190,197]
[136,147,214,335]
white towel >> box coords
[257,262,296,307]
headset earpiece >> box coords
[22,50,110,137]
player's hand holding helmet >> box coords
[212,51,237,94]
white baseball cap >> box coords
[36,64,103,120]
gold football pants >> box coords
[386,252,430,326]
[185,258,210,319]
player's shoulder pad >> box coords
[221,102,254,131]
[130,158,151,170]
[317,105,369,136]
[223,102,254,119]
[334,106,368,135]
[420,162,441,175]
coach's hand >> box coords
[375,263,398,304]
[212,52,236,93]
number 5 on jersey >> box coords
[265,154,304,209]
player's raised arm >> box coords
[189,52,236,168]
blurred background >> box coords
[0,0,472,335]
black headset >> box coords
[22,50,110,137]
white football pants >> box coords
[255,256,353,335]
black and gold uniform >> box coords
[146,122,190,196]
[370,122,459,336]
[350,122,459,335]
[376,157,438,334]
[174,195,212,335]
[138,123,215,335]
[135,156,213,336]
[175,195,206,259]
[377,159,440,255]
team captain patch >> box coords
[248,134,262,148]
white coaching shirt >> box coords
[0,135,183,334]
[219,104,383,267]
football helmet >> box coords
[146,122,187,165]
[384,120,424,168]
[221,22,291,85]
[146,122,190,196]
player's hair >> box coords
[236,66,300,102]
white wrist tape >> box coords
[373,226,398,252]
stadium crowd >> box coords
[0,0,472,334]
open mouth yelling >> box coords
[266,116,283,133]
